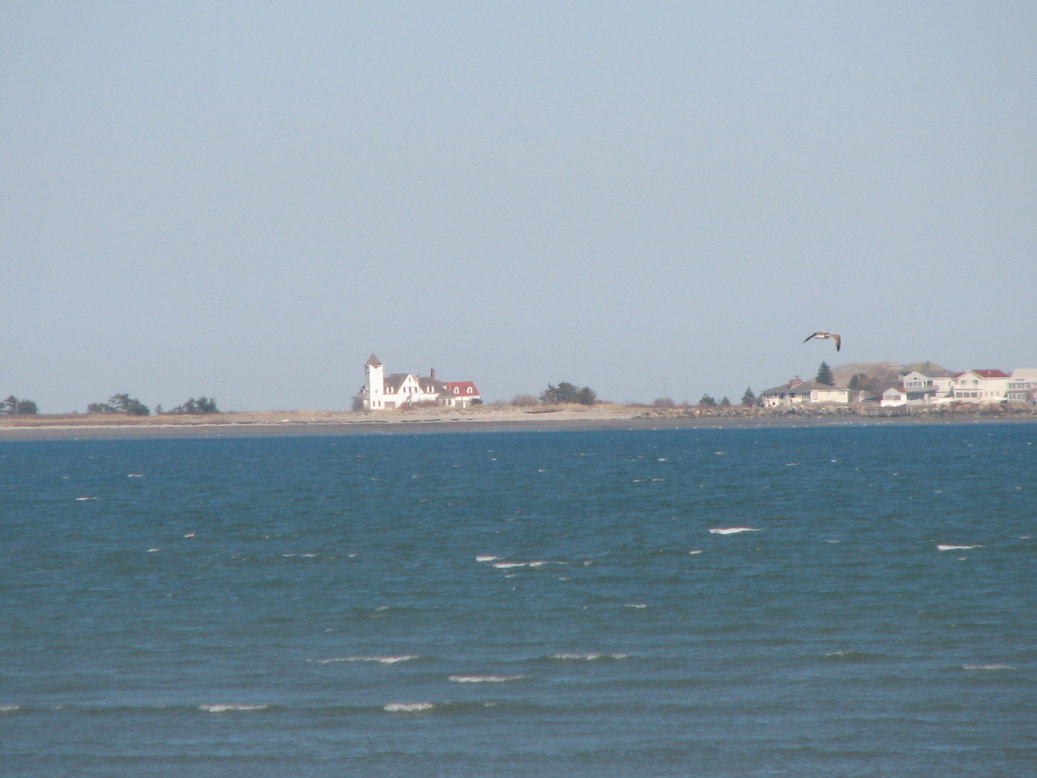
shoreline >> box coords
[2,404,1036,441]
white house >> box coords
[900,370,955,404]
[356,354,482,410]
[1007,368,1037,403]
[881,386,907,407]
[951,369,1010,404]
[760,379,850,408]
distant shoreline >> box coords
[2,404,1036,441]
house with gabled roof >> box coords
[900,369,955,404]
[1007,369,1037,403]
[760,378,849,408]
[355,354,481,410]
[951,369,1010,404]
[881,386,907,407]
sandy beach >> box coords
[2,403,1035,441]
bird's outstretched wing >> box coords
[804,332,841,351]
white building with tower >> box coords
[356,354,481,410]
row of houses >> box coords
[761,368,1037,409]
[355,354,482,410]
[881,368,1037,408]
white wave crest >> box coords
[937,544,983,551]
[384,702,435,713]
[0,705,20,713]
[199,704,268,713]
[709,527,761,535]
[492,560,547,569]
[549,652,628,661]
[449,675,526,683]
[309,654,419,665]
[475,554,499,562]
[963,663,1014,671]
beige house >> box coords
[760,378,849,408]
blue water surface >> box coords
[1,424,1035,776]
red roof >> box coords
[443,381,480,396]
[957,369,1009,378]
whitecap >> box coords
[0,705,20,713]
[384,702,435,713]
[127,473,145,478]
[937,544,982,551]
[310,655,419,665]
[624,603,648,609]
[709,527,761,535]
[475,554,499,563]
[448,675,525,683]
[74,496,98,502]
[963,663,1014,671]
[688,549,703,555]
[199,704,268,713]
[147,547,161,553]
[549,652,628,661]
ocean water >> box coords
[1,423,1035,777]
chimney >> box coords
[788,376,802,387]
[430,368,436,381]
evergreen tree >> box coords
[816,361,834,386]
[168,396,220,414]
[540,382,598,405]
[741,387,756,406]
[89,393,150,416]
[1,396,38,415]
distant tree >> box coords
[698,394,716,407]
[89,393,150,416]
[653,397,676,408]
[540,382,598,405]
[719,396,731,407]
[574,386,597,405]
[167,396,220,414]
[816,361,834,386]
[1,396,38,415]
[510,394,539,407]
[741,387,757,406]
[848,368,900,396]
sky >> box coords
[3,2,1035,412]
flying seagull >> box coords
[804,331,841,351]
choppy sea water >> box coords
[1,424,1035,777]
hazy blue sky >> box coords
[4,2,1035,412]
